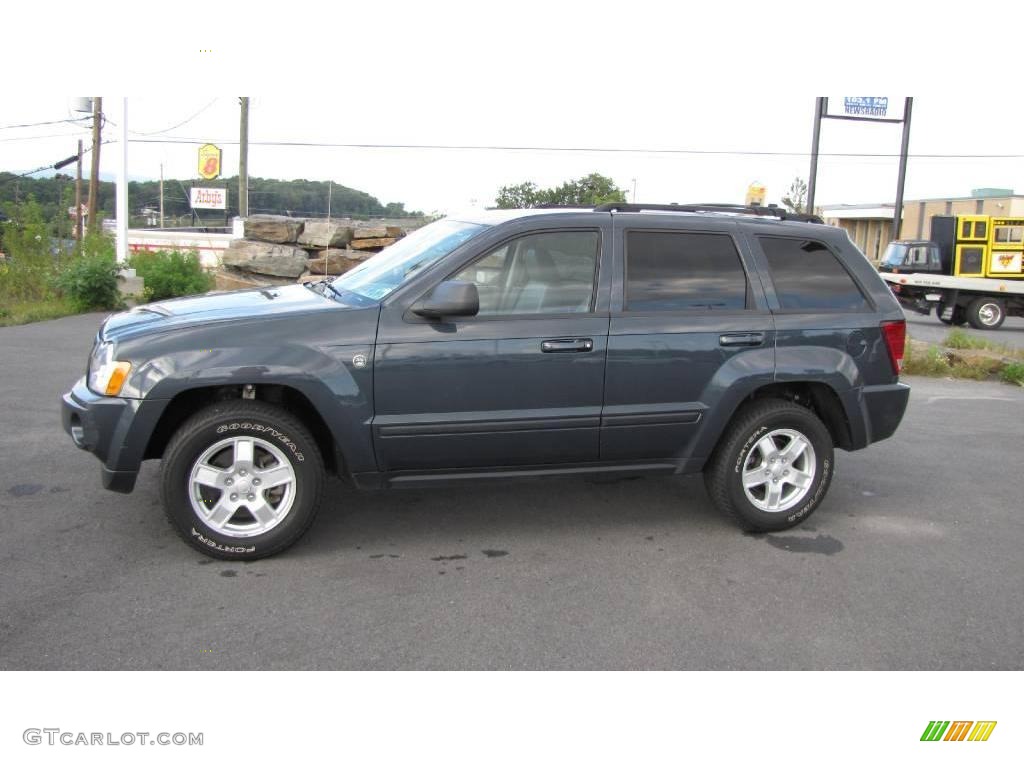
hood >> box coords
[101,283,368,342]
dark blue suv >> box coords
[62,203,909,559]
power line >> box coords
[128,98,221,137]
[126,136,1024,160]
[0,117,91,131]
[0,129,94,143]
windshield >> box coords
[331,219,487,301]
[881,243,908,266]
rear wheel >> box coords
[966,297,1005,330]
[704,399,834,532]
[160,401,324,560]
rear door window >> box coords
[758,236,870,311]
[625,231,749,311]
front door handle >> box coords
[541,338,594,353]
[719,332,765,347]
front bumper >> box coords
[61,377,149,493]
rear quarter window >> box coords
[758,236,870,311]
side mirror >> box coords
[412,280,479,319]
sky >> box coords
[3,3,1023,217]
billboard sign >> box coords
[826,96,906,121]
[190,187,227,210]
[198,143,222,180]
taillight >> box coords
[881,320,906,375]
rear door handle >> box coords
[541,338,594,353]
[719,332,765,347]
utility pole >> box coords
[892,97,914,240]
[159,163,165,228]
[87,97,102,235]
[116,97,128,264]
[239,97,249,218]
[806,97,825,217]
[75,139,83,244]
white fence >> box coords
[127,219,243,268]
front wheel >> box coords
[704,399,834,532]
[161,401,324,560]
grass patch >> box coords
[903,344,951,376]
[942,328,1019,355]
[0,296,79,327]
[905,333,1024,386]
[1000,361,1024,386]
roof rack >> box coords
[593,202,823,224]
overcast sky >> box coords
[4,3,1022,217]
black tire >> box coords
[704,398,834,532]
[966,297,1005,330]
[160,401,324,560]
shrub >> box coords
[1000,361,1024,387]
[129,249,212,302]
[56,249,121,312]
[0,198,55,303]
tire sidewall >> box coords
[162,411,320,559]
[726,408,834,530]
[969,299,1004,329]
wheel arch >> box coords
[697,380,855,469]
[144,383,348,476]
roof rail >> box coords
[594,201,823,224]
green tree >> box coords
[495,182,542,209]
[782,177,808,214]
[494,173,626,209]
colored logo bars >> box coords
[920,721,997,742]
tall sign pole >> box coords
[239,97,250,218]
[87,97,103,235]
[806,97,825,216]
[159,163,165,228]
[75,139,83,244]
[892,97,914,240]
[116,98,128,264]
[809,97,913,239]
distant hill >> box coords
[0,173,422,231]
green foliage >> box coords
[494,173,627,209]
[495,182,542,209]
[943,328,1010,353]
[56,236,121,312]
[781,177,808,214]
[1000,361,1024,386]
[0,172,421,233]
[129,249,212,301]
[0,296,77,327]
[902,344,951,377]
[903,335,1023,385]
[0,198,56,305]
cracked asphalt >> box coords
[1,313,1022,670]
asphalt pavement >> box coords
[904,306,1024,349]
[1,313,1022,670]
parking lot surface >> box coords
[1,313,1022,670]
[904,308,1024,349]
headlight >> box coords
[88,341,132,397]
